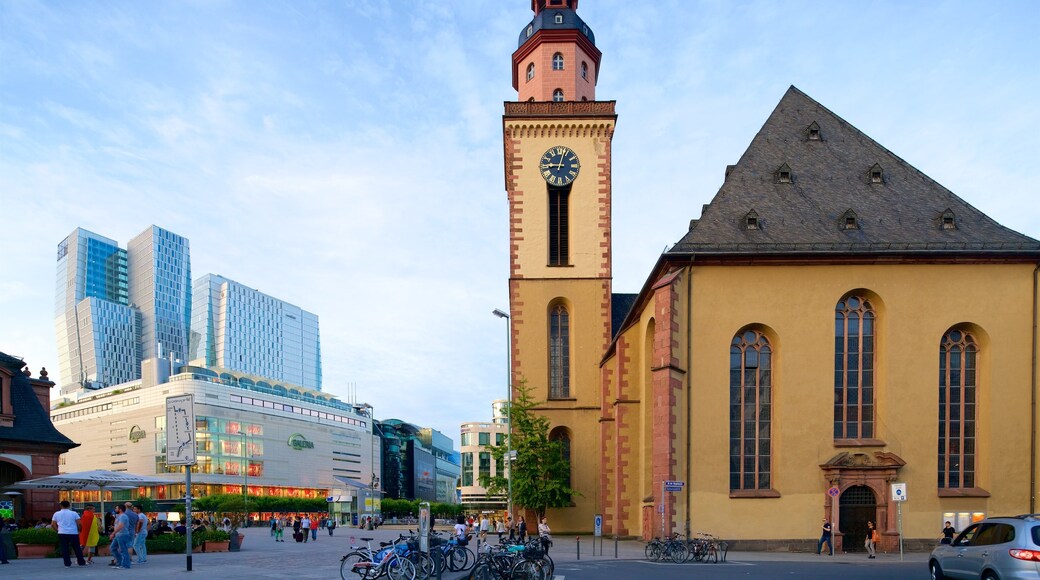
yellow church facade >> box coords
[502,1,1040,551]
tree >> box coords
[480,380,578,520]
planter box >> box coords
[97,545,111,557]
[203,541,229,552]
[16,543,56,559]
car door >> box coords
[944,523,986,579]
[957,523,1003,579]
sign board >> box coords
[419,503,431,552]
[827,486,840,497]
[165,394,197,466]
[594,514,603,537]
[664,480,685,492]
[891,482,907,502]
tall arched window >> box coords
[526,62,535,81]
[581,61,588,80]
[549,304,570,398]
[552,52,564,70]
[552,89,564,102]
[549,427,572,488]
[939,329,977,489]
[548,187,569,265]
[835,295,875,440]
[729,329,772,491]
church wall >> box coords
[675,261,1035,541]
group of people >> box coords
[817,518,959,557]
[453,513,554,554]
[269,514,337,542]
[33,500,149,570]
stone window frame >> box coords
[729,328,780,498]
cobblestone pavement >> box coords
[4,525,929,579]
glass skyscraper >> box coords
[190,274,322,390]
[54,225,191,393]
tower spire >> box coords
[513,0,600,101]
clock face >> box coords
[539,146,580,187]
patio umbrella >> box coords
[4,469,176,519]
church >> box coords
[502,0,1040,551]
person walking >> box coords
[494,518,504,542]
[274,517,284,542]
[327,518,336,536]
[110,505,132,569]
[132,506,148,564]
[865,521,878,559]
[51,500,86,568]
[479,514,489,543]
[300,515,311,543]
[310,515,319,541]
[537,517,553,554]
[122,502,139,562]
[517,516,527,542]
[817,518,833,555]
[940,521,956,545]
[79,504,100,565]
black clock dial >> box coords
[539,146,580,187]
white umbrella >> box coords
[5,469,176,519]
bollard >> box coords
[576,536,580,560]
[615,535,618,558]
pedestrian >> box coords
[865,521,878,559]
[940,521,956,545]
[133,505,148,564]
[507,517,515,541]
[301,515,311,543]
[271,517,277,537]
[537,517,553,554]
[518,515,527,542]
[293,517,303,543]
[122,502,139,562]
[494,518,504,542]
[310,515,319,541]
[274,516,284,542]
[110,505,132,569]
[79,504,100,565]
[328,518,336,536]
[817,518,833,555]
[51,500,86,568]
[454,516,468,544]
[479,514,489,543]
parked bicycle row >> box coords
[644,532,729,564]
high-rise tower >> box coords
[127,226,192,364]
[503,0,615,531]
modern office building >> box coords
[419,427,462,504]
[127,226,192,364]
[190,273,322,390]
[54,228,138,393]
[51,359,378,522]
[55,225,191,394]
[459,401,508,509]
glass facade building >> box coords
[189,274,322,390]
[128,226,192,364]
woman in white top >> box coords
[537,517,552,554]
[453,516,468,544]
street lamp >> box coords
[491,308,512,522]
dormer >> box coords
[868,163,884,184]
[806,121,822,141]
[940,208,957,230]
[744,209,761,230]
[840,209,860,230]
[776,163,793,184]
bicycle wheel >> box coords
[706,545,718,564]
[408,552,435,579]
[340,552,374,580]
[471,559,495,580]
[386,555,416,580]
[644,541,657,560]
[447,547,466,571]
[538,554,554,578]
[509,558,545,580]
[428,549,447,575]
[667,541,689,563]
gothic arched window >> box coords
[552,89,564,102]
[939,329,977,489]
[729,329,772,491]
[549,304,570,399]
[526,62,535,82]
[835,295,875,440]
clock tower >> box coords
[503,0,615,531]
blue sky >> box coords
[1,0,1037,444]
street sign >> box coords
[165,394,197,466]
[827,486,840,497]
[664,480,685,487]
[891,482,907,502]
[594,514,603,537]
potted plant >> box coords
[12,527,58,558]
[96,534,111,556]
[201,529,231,552]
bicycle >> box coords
[340,536,417,580]
[471,539,549,580]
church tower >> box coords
[503,0,615,531]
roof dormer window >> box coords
[869,163,884,184]
[776,163,793,183]
[744,210,760,230]
[527,24,533,37]
[807,121,821,141]
[940,209,957,230]
[841,209,860,230]
[555,13,564,24]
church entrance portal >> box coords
[838,485,876,552]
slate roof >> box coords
[611,293,638,337]
[669,86,1040,256]
[0,351,79,449]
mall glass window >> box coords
[939,329,978,489]
[479,452,491,481]
[478,432,490,446]
[729,329,772,491]
[462,452,474,486]
[460,432,473,446]
[834,295,875,440]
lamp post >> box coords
[491,308,512,522]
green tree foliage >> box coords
[479,380,577,519]
[191,493,326,515]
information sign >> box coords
[165,394,197,466]
[594,514,603,537]
[891,482,908,502]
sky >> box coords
[1,0,1038,445]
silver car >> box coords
[929,514,1040,580]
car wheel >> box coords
[982,571,999,580]
[929,560,944,580]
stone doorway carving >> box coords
[820,451,905,553]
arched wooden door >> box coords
[838,485,876,552]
